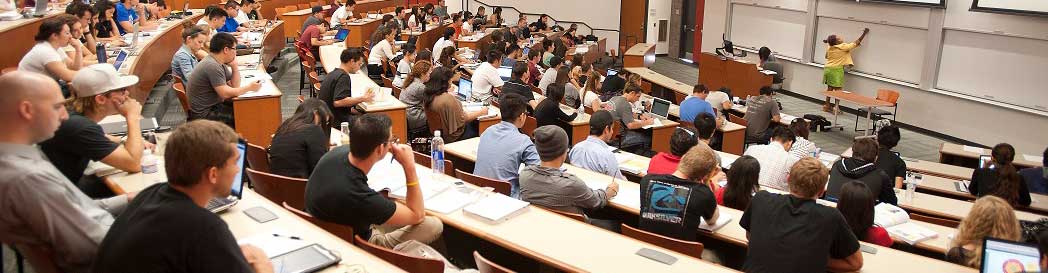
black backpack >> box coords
[804,114,832,132]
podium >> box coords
[697,52,773,99]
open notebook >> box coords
[699,212,733,232]
[874,203,938,244]
[463,194,530,224]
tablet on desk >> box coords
[980,237,1039,273]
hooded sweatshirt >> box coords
[826,158,897,205]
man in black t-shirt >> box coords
[500,62,537,111]
[740,157,864,273]
[639,142,721,241]
[318,47,375,127]
[875,125,906,189]
[92,120,272,273]
[306,114,443,248]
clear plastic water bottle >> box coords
[141,150,158,174]
[340,122,350,145]
[431,130,445,177]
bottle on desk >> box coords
[431,130,445,177]
[340,122,350,145]
[141,150,159,174]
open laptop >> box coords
[457,79,473,101]
[497,66,512,81]
[129,22,140,51]
[980,237,1040,273]
[112,50,129,70]
[649,97,671,119]
[206,140,247,213]
[333,28,349,42]
[607,69,618,77]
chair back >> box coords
[474,251,515,273]
[455,169,511,195]
[620,224,704,259]
[424,108,447,139]
[281,202,355,242]
[172,82,191,113]
[674,92,687,105]
[353,235,445,272]
[274,7,287,20]
[877,89,900,105]
[12,244,60,273]
[727,112,747,126]
[413,151,456,176]
[296,4,309,10]
[909,213,960,228]
[246,142,271,173]
[245,168,308,210]
[550,209,586,222]
[522,116,537,137]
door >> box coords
[620,0,647,53]
[679,0,698,61]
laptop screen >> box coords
[979,155,993,169]
[650,97,671,118]
[497,66,512,81]
[458,79,472,100]
[334,28,349,41]
[607,69,618,77]
[231,140,247,198]
[980,237,1039,273]
[113,50,128,70]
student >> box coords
[473,6,487,26]
[187,33,261,127]
[822,28,869,112]
[268,99,333,179]
[0,71,133,272]
[639,143,721,241]
[392,47,416,88]
[946,196,1022,268]
[692,112,719,149]
[488,6,504,27]
[433,0,448,19]
[581,69,605,111]
[241,0,262,22]
[787,119,817,159]
[609,86,655,155]
[743,126,796,190]
[450,13,464,38]
[115,0,154,35]
[533,14,551,31]
[520,125,618,214]
[435,46,458,68]
[969,143,1032,207]
[217,1,246,32]
[301,6,325,33]
[569,110,627,179]
[837,181,893,247]
[825,138,896,205]
[93,1,122,40]
[65,2,97,60]
[540,39,555,67]
[536,55,561,93]
[171,25,207,81]
[20,15,82,85]
[502,44,521,67]
[526,49,543,86]
[647,128,699,176]
[201,6,227,35]
[474,93,540,197]
[91,120,273,273]
[599,64,626,101]
[432,28,455,63]
[40,64,151,198]
[741,157,863,273]
[1019,147,1048,194]
[556,65,582,108]
[679,84,718,124]
[469,49,506,104]
[743,86,781,143]
[330,0,356,26]
[706,86,733,116]
[318,47,374,127]
[459,11,474,36]
[500,62,538,110]
[717,155,760,210]
[400,61,433,136]
[423,67,487,141]
[367,27,399,79]
[534,83,578,139]
[514,17,529,40]
[874,125,906,188]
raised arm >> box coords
[382,143,427,225]
[854,28,869,46]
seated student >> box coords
[706,86,733,115]
[1019,147,1048,195]
[874,125,906,189]
[434,46,461,68]
[647,127,698,175]
[741,157,864,272]
[171,25,207,81]
[639,143,721,241]
[330,0,356,26]
[20,15,82,86]
[65,2,97,61]
[717,155,760,210]
[40,64,150,197]
[94,1,123,40]
[0,71,133,272]
[501,62,538,110]
[598,64,626,101]
[502,44,521,67]
[946,196,1022,268]
[307,114,443,248]
[534,83,578,139]
[300,20,335,59]
[239,0,262,22]
[836,181,893,247]
[469,50,506,104]
[537,55,562,92]
[187,33,262,127]
[569,110,627,179]
[432,28,456,63]
[679,84,718,124]
[526,49,543,86]
[367,28,399,79]
[970,143,1032,207]
[825,138,897,205]
[520,125,618,214]
[301,6,325,33]
[114,0,155,35]
[218,1,246,33]
[400,61,433,136]
[200,6,226,35]
[92,120,272,273]
[474,93,541,197]
[609,86,655,155]
[787,119,817,159]
[557,65,582,108]
[268,99,333,178]
[318,47,374,127]
[392,47,416,88]
[540,39,555,67]
[743,126,796,190]
[743,86,781,143]
[423,67,487,141]
[580,69,606,111]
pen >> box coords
[272,233,301,240]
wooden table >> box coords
[402,22,449,53]
[914,171,1048,215]
[625,67,692,103]
[232,54,283,147]
[456,31,492,51]
[697,52,772,99]
[566,38,606,67]
[0,10,61,70]
[342,16,384,48]
[641,93,746,155]
[124,13,204,102]
[259,21,286,68]
[319,44,409,143]
[623,43,656,68]
[823,91,896,136]
[939,142,1043,170]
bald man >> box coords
[0,71,134,272]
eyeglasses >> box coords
[388,136,400,144]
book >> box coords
[425,186,483,214]
[874,203,938,244]
[463,194,530,224]
[699,212,733,232]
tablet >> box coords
[271,244,341,273]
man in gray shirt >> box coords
[0,71,132,271]
[744,86,781,143]
[520,126,618,215]
[608,86,655,155]
[301,6,324,33]
[188,32,261,127]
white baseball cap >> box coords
[71,64,140,98]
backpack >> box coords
[804,114,832,132]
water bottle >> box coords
[812,147,822,158]
[340,122,350,145]
[141,150,158,174]
[431,130,445,177]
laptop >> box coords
[980,237,1040,273]
[979,155,993,169]
[522,46,530,57]
[129,22,140,51]
[206,140,247,213]
[112,50,129,70]
[333,28,349,42]
[649,97,671,119]
[457,78,472,101]
[607,69,618,77]
[497,66,512,81]
[100,117,158,135]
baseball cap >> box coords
[71,64,140,98]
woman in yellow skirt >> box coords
[822,28,869,112]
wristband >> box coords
[405,181,419,187]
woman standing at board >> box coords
[821,28,869,112]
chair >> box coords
[474,251,515,273]
[245,142,270,173]
[909,213,960,228]
[856,89,900,131]
[353,235,445,272]
[727,112,747,126]
[245,168,308,210]
[12,244,59,273]
[522,116,537,137]
[455,169,511,196]
[296,4,309,10]
[282,202,356,242]
[308,71,322,97]
[413,151,456,176]
[620,224,704,259]
[550,209,586,222]
[424,109,447,139]
[171,82,190,113]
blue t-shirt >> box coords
[679,97,716,122]
[114,3,139,35]
[218,17,240,33]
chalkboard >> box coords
[813,17,927,84]
[936,30,1048,112]
[728,3,808,59]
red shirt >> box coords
[866,226,893,247]
[647,152,681,175]
[715,187,726,205]
[300,25,323,49]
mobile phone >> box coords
[636,248,677,265]
[860,244,878,254]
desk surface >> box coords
[939,142,1043,168]
[823,91,895,108]
[625,67,693,96]
[625,43,655,56]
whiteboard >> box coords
[814,17,927,84]
[729,3,808,59]
[860,0,944,8]
[730,0,810,11]
[936,30,1048,111]
[971,0,1048,16]
[817,0,932,29]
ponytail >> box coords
[989,143,1023,205]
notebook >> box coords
[874,203,938,244]
[698,212,732,232]
[463,194,530,224]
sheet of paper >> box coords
[237,229,312,258]
[962,145,985,154]
[426,187,483,214]
[463,194,529,222]
[1023,154,1044,163]
[613,186,640,209]
[641,118,664,129]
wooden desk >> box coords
[259,21,286,70]
[232,54,283,147]
[623,43,656,68]
[640,93,746,155]
[0,11,62,70]
[916,172,1048,215]
[342,16,383,48]
[697,52,772,99]
[402,22,449,53]
[823,91,895,136]
[318,44,409,143]
[281,5,330,39]
[124,14,204,102]
[567,38,606,67]
[455,31,492,51]
[939,142,1043,170]
[625,67,692,102]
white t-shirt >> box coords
[196,18,208,26]
[368,39,395,65]
[469,62,504,103]
[431,37,453,62]
[392,58,411,88]
[462,21,473,34]
[706,91,731,113]
[235,10,249,25]
[582,90,603,110]
[18,42,68,81]
[330,6,349,26]
[537,66,557,91]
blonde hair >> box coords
[788,157,829,198]
[951,196,1022,268]
[65,93,104,115]
[676,141,718,181]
